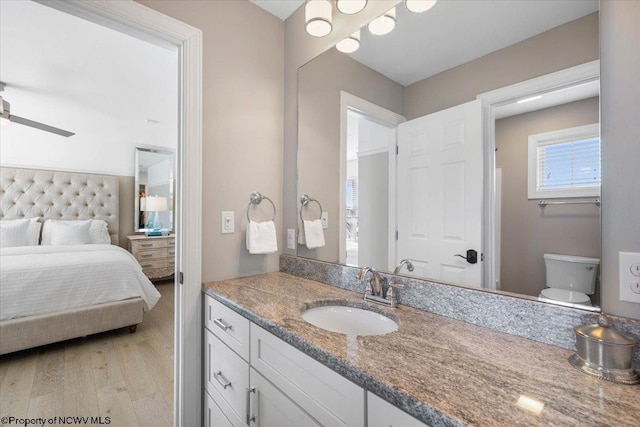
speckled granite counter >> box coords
[203,272,640,427]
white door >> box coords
[396,99,483,287]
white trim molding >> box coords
[338,91,405,270]
[477,60,600,292]
[35,2,203,426]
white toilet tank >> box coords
[544,254,600,295]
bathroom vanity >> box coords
[202,273,639,427]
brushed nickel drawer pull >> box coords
[213,371,232,389]
[213,318,232,331]
[141,264,153,268]
[246,387,256,424]
[141,243,153,247]
[140,254,153,258]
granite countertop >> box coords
[202,272,640,427]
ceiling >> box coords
[249,0,304,21]
[253,0,598,87]
[0,1,178,156]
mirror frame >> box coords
[134,146,176,232]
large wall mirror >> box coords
[134,147,176,232]
[297,1,601,311]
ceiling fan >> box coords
[0,82,75,137]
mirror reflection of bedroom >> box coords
[0,2,178,425]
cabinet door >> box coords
[251,324,365,426]
[204,389,233,427]
[367,392,429,427]
[249,368,320,427]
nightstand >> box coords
[127,234,175,281]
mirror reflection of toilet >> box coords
[540,254,600,306]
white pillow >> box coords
[0,218,31,247]
[89,220,112,244]
[45,220,92,246]
[41,219,111,245]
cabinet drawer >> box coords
[204,389,233,427]
[249,367,321,427]
[135,248,168,261]
[131,238,169,251]
[367,392,428,427]
[204,330,249,426]
[138,259,168,270]
[204,295,250,361]
[251,324,365,427]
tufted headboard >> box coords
[0,167,120,245]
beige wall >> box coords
[404,13,599,119]
[297,48,403,262]
[139,0,284,282]
[601,1,640,319]
[496,98,600,298]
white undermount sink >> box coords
[301,303,398,336]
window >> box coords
[528,123,600,199]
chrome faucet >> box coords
[357,267,383,296]
[357,266,405,308]
[393,259,415,275]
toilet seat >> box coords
[540,288,592,305]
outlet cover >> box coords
[619,252,640,303]
[287,229,296,249]
[321,212,329,229]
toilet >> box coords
[539,254,600,306]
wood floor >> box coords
[0,280,174,427]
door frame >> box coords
[339,91,405,268]
[477,60,600,291]
[35,1,203,426]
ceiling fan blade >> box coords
[9,114,75,137]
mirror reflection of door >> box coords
[345,110,396,270]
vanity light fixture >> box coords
[368,7,396,36]
[405,0,438,13]
[517,95,543,104]
[336,30,361,54]
[336,0,367,15]
[305,0,333,38]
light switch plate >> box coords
[619,252,640,303]
[321,212,329,229]
[221,211,234,234]
[287,229,296,249]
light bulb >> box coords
[336,30,361,53]
[405,0,438,13]
[337,0,367,15]
[305,0,333,38]
[368,7,396,36]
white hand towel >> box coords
[303,219,325,249]
[246,220,278,254]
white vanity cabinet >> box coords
[204,294,423,427]
[367,392,428,427]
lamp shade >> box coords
[305,0,332,37]
[368,7,396,36]
[337,0,367,15]
[405,0,438,13]
[145,196,168,212]
[336,30,361,53]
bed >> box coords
[0,166,161,355]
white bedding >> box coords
[0,244,161,321]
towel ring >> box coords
[247,192,276,222]
[299,194,323,222]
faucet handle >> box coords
[387,281,405,289]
